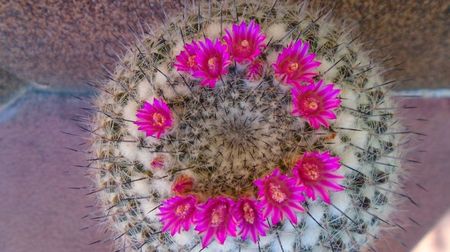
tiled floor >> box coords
[372,98,450,252]
[0,93,111,252]
[0,92,449,252]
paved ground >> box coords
[373,98,450,252]
[0,90,449,252]
[0,0,448,93]
[0,92,111,252]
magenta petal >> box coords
[322,173,345,179]
[194,196,236,247]
[273,40,321,86]
[224,20,266,63]
[321,180,345,191]
[250,229,257,243]
[255,168,305,226]
[191,38,230,88]
[158,195,197,236]
[202,229,215,247]
[291,80,341,129]
[216,229,227,244]
[284,207,298,224]
[316,187,331,204]
[134,98,173,138]
[293,151,344,204]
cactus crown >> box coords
[88,1,405,251]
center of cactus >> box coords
[163,76,298,198]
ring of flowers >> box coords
[134,20,344,248]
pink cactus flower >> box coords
[194,196,237,247]
[175,41,200,73]
[135,98,173,138]
[224,20,266,64]
[159,195,197,236]
[293,151,344,204]
[272,40,320,86]
[150,155,166,169]
[254,168,305,225]
[246,59,265,81]
[172,175,194,195]
[233,197,269,243]
[192,38,231,88]
[291,80,341,129]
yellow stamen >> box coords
[210,205,225,226]
[240,39,250,48]
[287,62,299,72]
[307,100,318,110]
[187,55,196,67]
[175,203,190,218]
[208,57,217,70]
[269,183,286,203]
[152,113,165,126]
[303,162,320,181]
[242,202,255,224]
[302,97,319,112]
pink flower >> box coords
[175,41,200,73]
[272,40,320,86]
[135,98,173,138]
[233,197,269,243]
[291,80,341,129]
[194,196,237,247]
[246,59,264,81]
[172,175,194,195]
[159,195,197,236]
[224,20,266,64]
[293,151,344,204]
[150,155,166,169]
[254,168,305,225]
[192,38,231,88]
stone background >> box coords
[0,0,449,104]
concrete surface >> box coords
[0,0,448,91]
[0,92,111,252]
[372,97,450,252]
[0,68,29,106]
[413,210,450,252]
[0,90,449,252]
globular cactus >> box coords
[88,1,407,251]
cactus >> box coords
[88,1,407,251]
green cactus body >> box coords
[89,1,404,251]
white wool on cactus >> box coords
[86,1,409,251]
